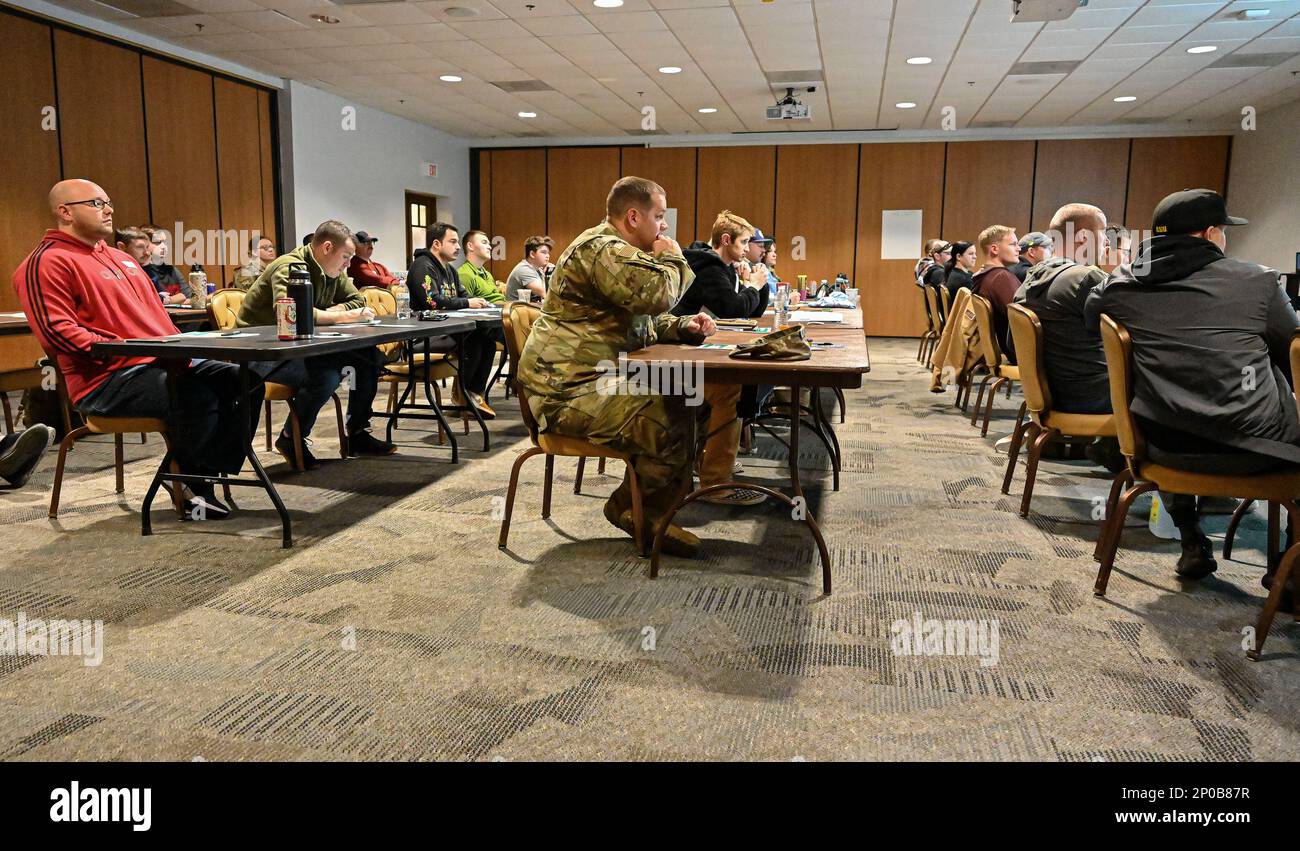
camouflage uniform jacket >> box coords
[518,222,702,402]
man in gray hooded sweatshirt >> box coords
[1084,189,1298,597]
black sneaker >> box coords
[274,432,319,472]
[1175,533,1218,581]
[0,425,54,488]
[348,428,397,457]
[181,495,231,521]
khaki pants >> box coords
[698,382,741,490]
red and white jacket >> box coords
[12,229,179,404]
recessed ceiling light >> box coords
[1186,45,1218,54]
[697,107,717,113]
[439,75,462,82]
[309,13,338,23]
[1239,8,1271,19]
[906,56,932,65]
[442,5,479,17]
[1113,95,1137,103]
[518,111,537,118]
[895,102,917,109]
[593,0,624,7]
[658,66,682,74]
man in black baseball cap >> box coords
[348,229,398,288]
[1085,189,1297,606]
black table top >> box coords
[90,315,478,362]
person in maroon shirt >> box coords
[970,224,1022,362]
[347,231,398,289]
[13,179,261,518]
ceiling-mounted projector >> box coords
[766,87,812,120]
[1011,0,1088,22]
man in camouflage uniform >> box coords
[517,177,717,557]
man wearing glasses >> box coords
[12,179,260,518]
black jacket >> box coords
[408,249,469,311]
[1014,258,1109,414]
[1084,235,1300,462]
[672,248,769,318]
[1010,260,1031,283]
[945,267,973,303]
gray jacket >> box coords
[1083,235,1299,462]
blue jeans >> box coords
[255,348,381,437]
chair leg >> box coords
[1250,502,1300,660]
[332,393,348,459]
[264,401,273,451]
[113,433,125,494]
[1222,499,1255,560]
[1094,480,1157,596]
[1000,403,1029,494]
[288,404,304,471]
[981,377,1005,437]
[386,381,397,414]
[1019,425,1053,517]
[970,375,992,425]
[574,457,586,494]
[916,334,927,362]
[497,447,543,549]
[1094,469,1132,562]
[49,426,90,519]
[542,454,554,519]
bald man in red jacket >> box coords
[13,179,261,517]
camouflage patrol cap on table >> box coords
[729,324,811,361]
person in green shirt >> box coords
[457,230,505,304]
[239,220,395,470]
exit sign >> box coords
[423,162,437,178]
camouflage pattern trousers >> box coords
[529,388,714,526]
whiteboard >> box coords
[881,209,923,260]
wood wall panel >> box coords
[1032,138,1131,232]
[546,146,618,260]
[489,149,546,274]
[215,77,264,285]
[620,146,696,244]
[476,149,492,275]
[775,144,859,285]
[1125,136,1231,231]
[54,31,150,233]
[142,57,219,283]
[695,146,776,243]
[257,89,277,248]
[855,143,947,338]
[0,12,58,368]
[941,140,1036,244]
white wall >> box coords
[289,82,471,273]
[1228,104,1300,274]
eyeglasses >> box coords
[64,198,113,210]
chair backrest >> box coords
[1098,313,1146,465]
[1007,303,1051,416]
[207,289,245,331]
[919,284,934,332]
[1291,331,1300,421]
[361,286,396,316]
[923,286,941,334]
[968,293,1005,370]
[940,286,952,324]
[502,301,542,439]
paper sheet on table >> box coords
[0,312,26,318]
[789,310,843,324]
[881,209,923,260]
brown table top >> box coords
[0,315,31,337]
[762,304,864,330]
[629,320,869,388]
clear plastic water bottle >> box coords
[1148,493,1180,540]
[394,283,411,319]
[775,283,789,312]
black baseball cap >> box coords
[1152,189,1247,235]
[354,230,378,244]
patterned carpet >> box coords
[1,338,1297,761]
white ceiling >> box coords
[42,0,1300,138]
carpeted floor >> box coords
[1,337,1297,761]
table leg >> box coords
[812,387,841,491]
[456,331,490,452]
[239,363,292,548]
[788,380,803,500]
[419,336,458,463]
